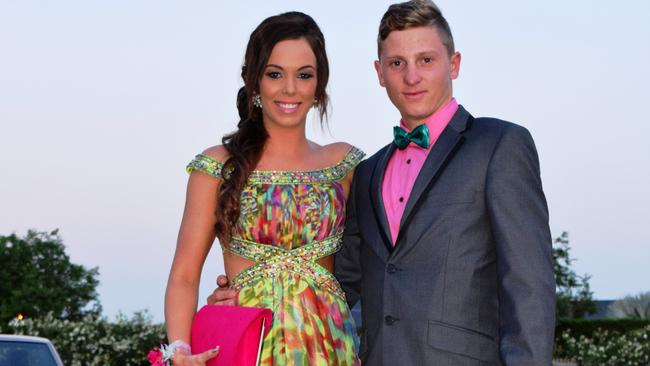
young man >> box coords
[334,1,555,364]
[210,1,555,364]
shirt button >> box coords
[387,264,397,274]
[385,315,398,325]
[406,159,411,164]
[399,197,404,203]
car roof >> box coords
[0,334,53,344]
[0,334,65,366]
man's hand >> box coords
[206,274,237,305]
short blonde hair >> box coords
[377,0,455,58]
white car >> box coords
[0,334,64,366]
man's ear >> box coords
[374,60,386,87]
[450,51,461,80]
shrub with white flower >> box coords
[5,311,166,366]
[554,325,650,365]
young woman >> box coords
[164,12,362,365]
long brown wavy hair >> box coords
[217,12,330,245]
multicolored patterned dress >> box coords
[187,146,364,366]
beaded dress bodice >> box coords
[186,146,363,365]
[187,146,364,300]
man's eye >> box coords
[388,59,407,69]
[423,57,432,63]
[266,72,281,79]
[298,73,314,79]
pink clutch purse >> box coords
[190,305,273,366]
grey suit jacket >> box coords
[335,106,555,365]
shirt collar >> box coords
[400,98,459,131]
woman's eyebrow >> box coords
[265,64,316,70]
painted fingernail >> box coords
[212,346,220,353]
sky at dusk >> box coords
[1,0,649,322]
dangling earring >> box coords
[252,94,262,108]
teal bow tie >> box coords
[393,124,430,150]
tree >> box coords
[0,230,101,325]
[607,291,650,319]
[553,231,597,319]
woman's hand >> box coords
[172,347,219,365]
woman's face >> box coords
[258,37,318,130]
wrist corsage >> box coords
[148,340,191,366]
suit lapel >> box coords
[370,144,396,255]
[395,107,471,246]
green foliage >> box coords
[553,232,597,319]
[554,325,650,365]
[0,230,166,365]
[556,318,650,338]
[608,291,650,319]
[0,230,101,325]
[5,311,166,366]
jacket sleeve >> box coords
[485,124,556,365]
[335,167,363,309]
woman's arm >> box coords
[165,169,220,353]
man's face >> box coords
[375,26,461,128]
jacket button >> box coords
[387,264,397,274]
[385,315,398,325]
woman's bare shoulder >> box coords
[201,145,229,162]
[320,141,354,163]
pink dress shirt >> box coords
[381,98,459,244]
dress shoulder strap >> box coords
[186,153,223,180]
[329,145,365,181]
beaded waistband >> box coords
[225,233,345,300]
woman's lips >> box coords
[275,102,301,113]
